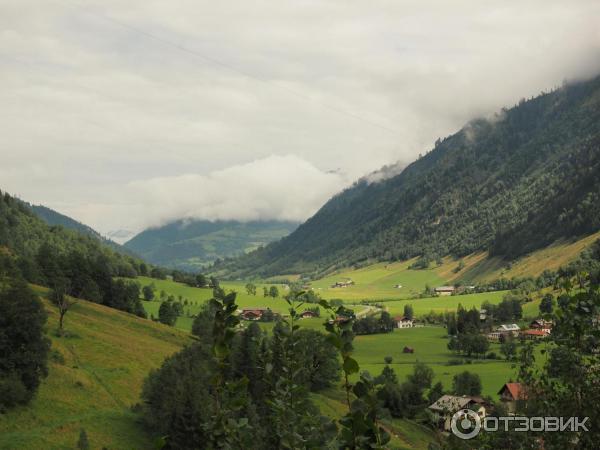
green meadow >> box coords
[310,260,446,301]
[0,287,191,450]
[381,291,508,317]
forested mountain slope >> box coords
[214,75,600,278]
[26,203,130,255]
[125,219,298,271]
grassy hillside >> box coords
[0,287,191,450]
[214,75,600,278]
[125,219,298,271]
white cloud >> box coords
[0,0,599,234]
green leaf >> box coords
[343,356,359,375]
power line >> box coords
[76,6,401,136]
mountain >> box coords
[25,203,134,255]
[106,229,136,244]
[124,219,299,271]
[213,75,600,278]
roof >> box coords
[428,395,480,413]
[522,329,547,336]
[498,383,526,400]
[497,324,520,331]
[435,286,455,291]
[393,316,412,322]
[242,308,269,312]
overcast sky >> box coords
[1,0,599,238]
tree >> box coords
[539,293,554,314]
[452,371,482,396]
[403,304,414,320]
[268,286,279,298]
[500,336,518,361]
[245,283,257,296]
[142,284,155,301]
[196,273,207,287]
[50,278,76,336]
[263,286,269,297]
[77,429,90,450]
[158,301,177,326]
[0,279,50,410]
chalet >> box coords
[393,316,413,328]
[497,324,520,335]
[529,319,553,333]
[434,286,455,296]
[498,382,527,414]
[240,308,269,321]
[428,395,487,431]
[521,329,549,340]
[331,279,354,288]
[299,310,318,319]
[402,346,414,354]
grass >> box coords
[0,287,191,450]
[309,259,446,301]
[352,326,522,398]
[380,291,508,317]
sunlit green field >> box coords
[352,326,526,398]
[381,291,508,317]
[310,260,446,301]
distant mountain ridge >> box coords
[124,219,299,271]
[213,74,600,278]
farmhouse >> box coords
[331,279,354,288]
[521,329,549,340]
[428,395,487,431]
[434,286,455,296]
[393,316,413,328]
[402,346,414,354]
[299,310,318,319]
[240,308,270,321]
[498,382,527,414]
[529,319,553,332]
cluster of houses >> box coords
[486,319,553,341]
[429,382,528,431]
[433,285,476,296]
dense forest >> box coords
[0,191,148,316]
[213,75,600,278]
[125,219,298,271]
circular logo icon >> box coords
[451,409,481,440]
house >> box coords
[402,346,414,354]
[498,382,527,414]
[496,324,520,337]
[393,316,413,328]
[428,395,487,431]
[521,329,549,340]
[331,279,355,288]
[529,319,553,333]
[479,309,488,321]
[299,310,318,319]
[240,308,270,321]
[434,286,455,296]
[394,284,403,289]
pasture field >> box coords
[309,259,446,301]
[0,287,191,450]
[351,326,529,398]
[380,290,508,317]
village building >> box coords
[529,319,553,333]
[299,310,318,319]
[521,329,549,340]
[498,382,527,414]
[240,308,270,321]
[331,279,355,288]
[393,316,413,328]
[428,395,487,431]
[434,286,455,296]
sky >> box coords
[1,0,599,239]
